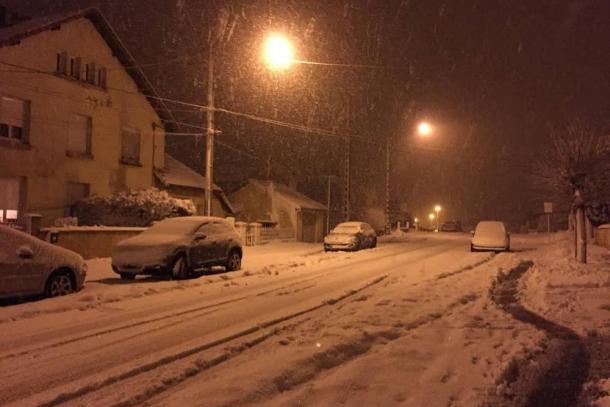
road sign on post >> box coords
[544,202,553,233]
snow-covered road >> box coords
[0,233,544,407]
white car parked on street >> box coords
[470,221,510,252]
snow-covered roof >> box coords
[155,154,235,214]
[248,179,327,211]
[155,154,221,191]
[0,8,173,123]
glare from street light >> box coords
[429,213,435,220]
[263,34,294,70]
[418,122,432,136]
[435,205,441,212]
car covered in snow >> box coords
[324,221,377,252]
[112,216,243,280]
[440,220,462,232]
[0,225,87,299]
[470,221,510,252]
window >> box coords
[0,95,29,143]
[0,177,21,225]
[65,182,89,216]
[97,67,107,89]
[70,57,81,80]
[121,128,141,165]
[56,51,67,74]
[66,114,92,156]
[85,62,96,85]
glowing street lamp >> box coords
[263,33,294,71]
[428,213,435,230]
[417,122,432,137]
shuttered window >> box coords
[121,128,141,165]
[66,114,92,155]
[0,95,29,142]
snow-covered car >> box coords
[440,220,462,232]
[470,221,510,252]
[112,216,243,280]
[324,221,377,252]
[0,225,87,299]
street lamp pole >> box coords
[385,137,391,234]
[434,205,441,231]
[204,30,215,216]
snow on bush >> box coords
[74,188,196,227]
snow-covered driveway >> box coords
[0,233,542,406]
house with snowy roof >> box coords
[154,153,234,217]
[0,8,173,227]
[229,179,327,243]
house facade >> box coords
[229,179,327,243]
[0,9,171,227]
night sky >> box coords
[4,0,609,226]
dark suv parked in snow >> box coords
[111,216,243,280]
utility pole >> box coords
[385,138,391,234]
[204,29,215,216]
[343,95,351,222]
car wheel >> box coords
[171,254,189,280]
[46,271,75,297]
[371,237,377,248]
[226,250,242,271]
[120,273,135,281]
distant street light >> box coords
[417,122,433,137]
[428,213,435,230]
[434,205,441,231]
[263,34,294,70]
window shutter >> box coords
[98,67,107,89]
[22,100,30,144]
[56,51,67,74]
[86,62,96,84]
[71,57,81,80]
[0,96,24,127]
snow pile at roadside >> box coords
[519,233,610,406]
[520,233,610,333]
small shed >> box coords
[229,179,327,243]
[154,153,234,217]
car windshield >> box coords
[332,224,360,234]
[141,218,201,236]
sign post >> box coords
[543,202,553,234]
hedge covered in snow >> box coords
[74,188,196,227]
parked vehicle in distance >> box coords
[470,221,510,252]
[324,221,377,252]
[0,225,87,299]
[440,220,463,232]
[112,216,243,280]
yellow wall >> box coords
[0,17,165,226]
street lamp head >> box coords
[414,217,418,223]
[434,205,441,212]
[417,122,432,136]
[429,213,435,220]
[263,33,294,71]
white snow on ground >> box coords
[519,232,610,406]
[3,231,605,407]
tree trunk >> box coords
[586,215,595,239]
[576,206,587,264]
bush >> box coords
[74,188,196,226]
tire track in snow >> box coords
[0,243,432,362]
[487,261,590,407]
[37,275,390,407]
[104,248,499,407]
